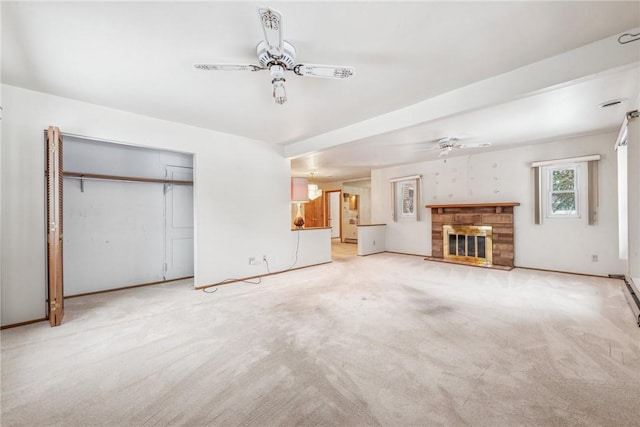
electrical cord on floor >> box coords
[201,229,301,294]
[201,276,262,294]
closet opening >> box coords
[45,129,195,325]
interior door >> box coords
[328,191,341,238]
[304,196,324,228]
[164,166,194,280]
[46,126,64,326]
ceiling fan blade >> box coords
[414,145,443,152]
[439,147,453,158]
[293,64,355,79]
[456,142,491,148]
[258,7,284,57]
[194,64,263,72]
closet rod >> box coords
[63,172,193,185]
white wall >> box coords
[290,228,332,268]
[372,132,626,276]
[357,225,386,256]
[627,115,640,282]
[0,84,315,326]
[64,179,166,294]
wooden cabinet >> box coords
[304,196,324,228]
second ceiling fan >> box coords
[194,7,355,105]
[416,137,491,157]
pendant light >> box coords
[308,171,322,200]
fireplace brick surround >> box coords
[426,203,520,268]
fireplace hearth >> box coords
[426,202,519,269]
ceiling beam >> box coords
[285,27,640,159]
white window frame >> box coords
[545,164,580,218]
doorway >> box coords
[327,190,341,239]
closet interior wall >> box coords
[63,136,194,296]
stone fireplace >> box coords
[426,203,519,269]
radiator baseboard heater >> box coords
[612,274,640,327]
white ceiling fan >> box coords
[194,7,355,105]
[416,137,491,157]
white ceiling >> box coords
[3,1,639,182]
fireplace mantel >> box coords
[426,202,520,214]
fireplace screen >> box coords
[443,225,493,266]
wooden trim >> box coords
[357,223,387,227]
[514,266,610,279]
[425,202,520,209]
[384,251,428,258]
[195,261,332,290]
[64,276,194,299]
[357,251,385,257]
[63,171,193,185]
[291,226,331,231]
[324,189,342,240]
[1,318,47,330]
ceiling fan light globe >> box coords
[270,64,286,79]
[272,79,287,105]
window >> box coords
[399,181,416,217]
[546,165,579,217]
[389,175,421,221]
[532,154,598,225]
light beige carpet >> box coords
[2,253,639,426]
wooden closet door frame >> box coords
[324,190,342,239]
[46,126,64,326]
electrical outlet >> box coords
[592,254,598,262]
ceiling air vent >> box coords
[599,98,627,109]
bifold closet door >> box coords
[46,126,64,326]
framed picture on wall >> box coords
[399,180,416,217]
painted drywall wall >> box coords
[0,84,309,326]
[627,115,640,282]
[64,179,166,294]
[64,135,194,177]
[357,225,386,256]
[290,228,332,268]
[371,132,626,276]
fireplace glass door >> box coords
[443,225,493,266]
